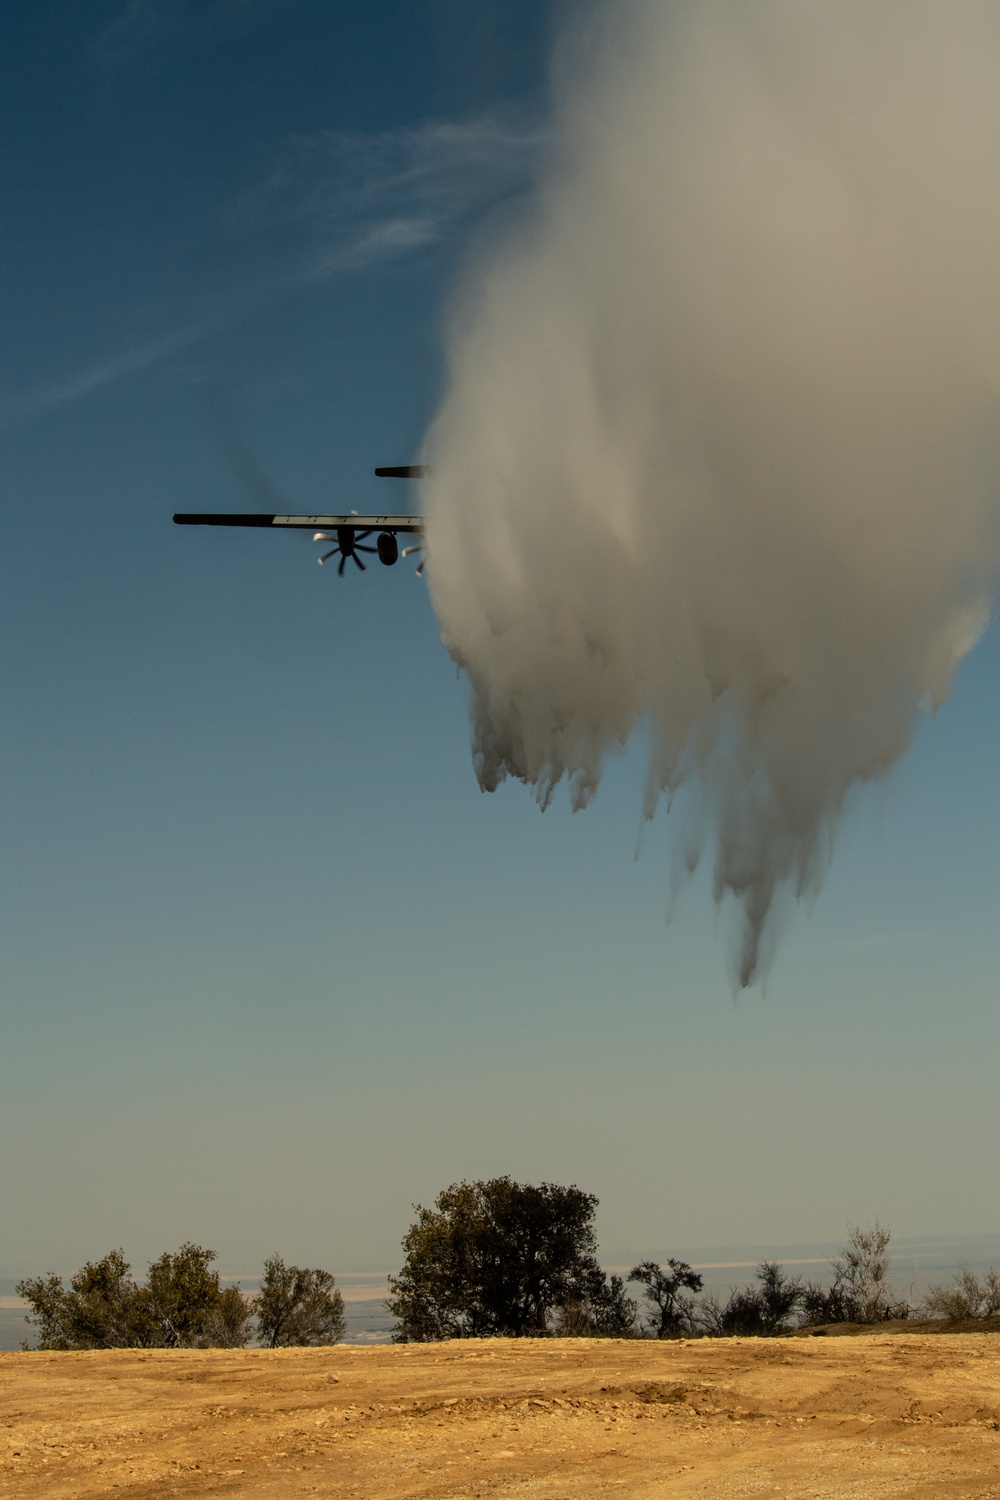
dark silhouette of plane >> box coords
[173,466,428,574]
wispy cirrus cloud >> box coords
[0,325,208,426]
[92,0,284,67]
[241,115,543,279]
[1,114,541,423]
[91,0,172,64]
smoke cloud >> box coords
[422,1,1000,986]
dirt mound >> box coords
[3,1333,1000,1497]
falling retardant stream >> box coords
[421,1,1000,986]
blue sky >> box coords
[1,0,997,1282]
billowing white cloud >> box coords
[423,0,1000,985]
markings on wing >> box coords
[274,515,423,532]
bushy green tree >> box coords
[17,1244,253,1350]
[254,1256,345,1347]
[387,1177,607,1340]
[628,1260,703,1338]
[15,1273,70,1350]
[18,1250,158,1350]
[145,1243,226,1348]
[201,1285,255,1348]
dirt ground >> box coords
[3,1334,1000,1499]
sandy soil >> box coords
[3,1334,1000,1498]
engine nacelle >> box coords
[377,531,399,566]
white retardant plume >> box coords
[421,0,1000,987]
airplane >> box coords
[173,466,428,575]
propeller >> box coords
[201,406,412,579]
[401,542,425,576]
[313,526,376,574]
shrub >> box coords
[800,1279,862,1325]
[924,1266,1000,1321]
[699,1261,802,1337]
[553,1274,640,1337]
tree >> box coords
[802,1221,895,1325]
[833,1221,894,1321]
[755,1261,804,1331]
[201,1285,255,1348]
[17,1250,158,1350]
[588,1274,640,1337]
[386,1177,606,1340]
[15,1273,72,1351]
[628,1260,703,1339]
[17,1244,246,1350]
[144,1243,226,1348]
[554,1273,639,1338]
[254,1256,345,1347]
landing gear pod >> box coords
[377,531,399,566]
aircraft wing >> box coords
[173,513,423,533]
